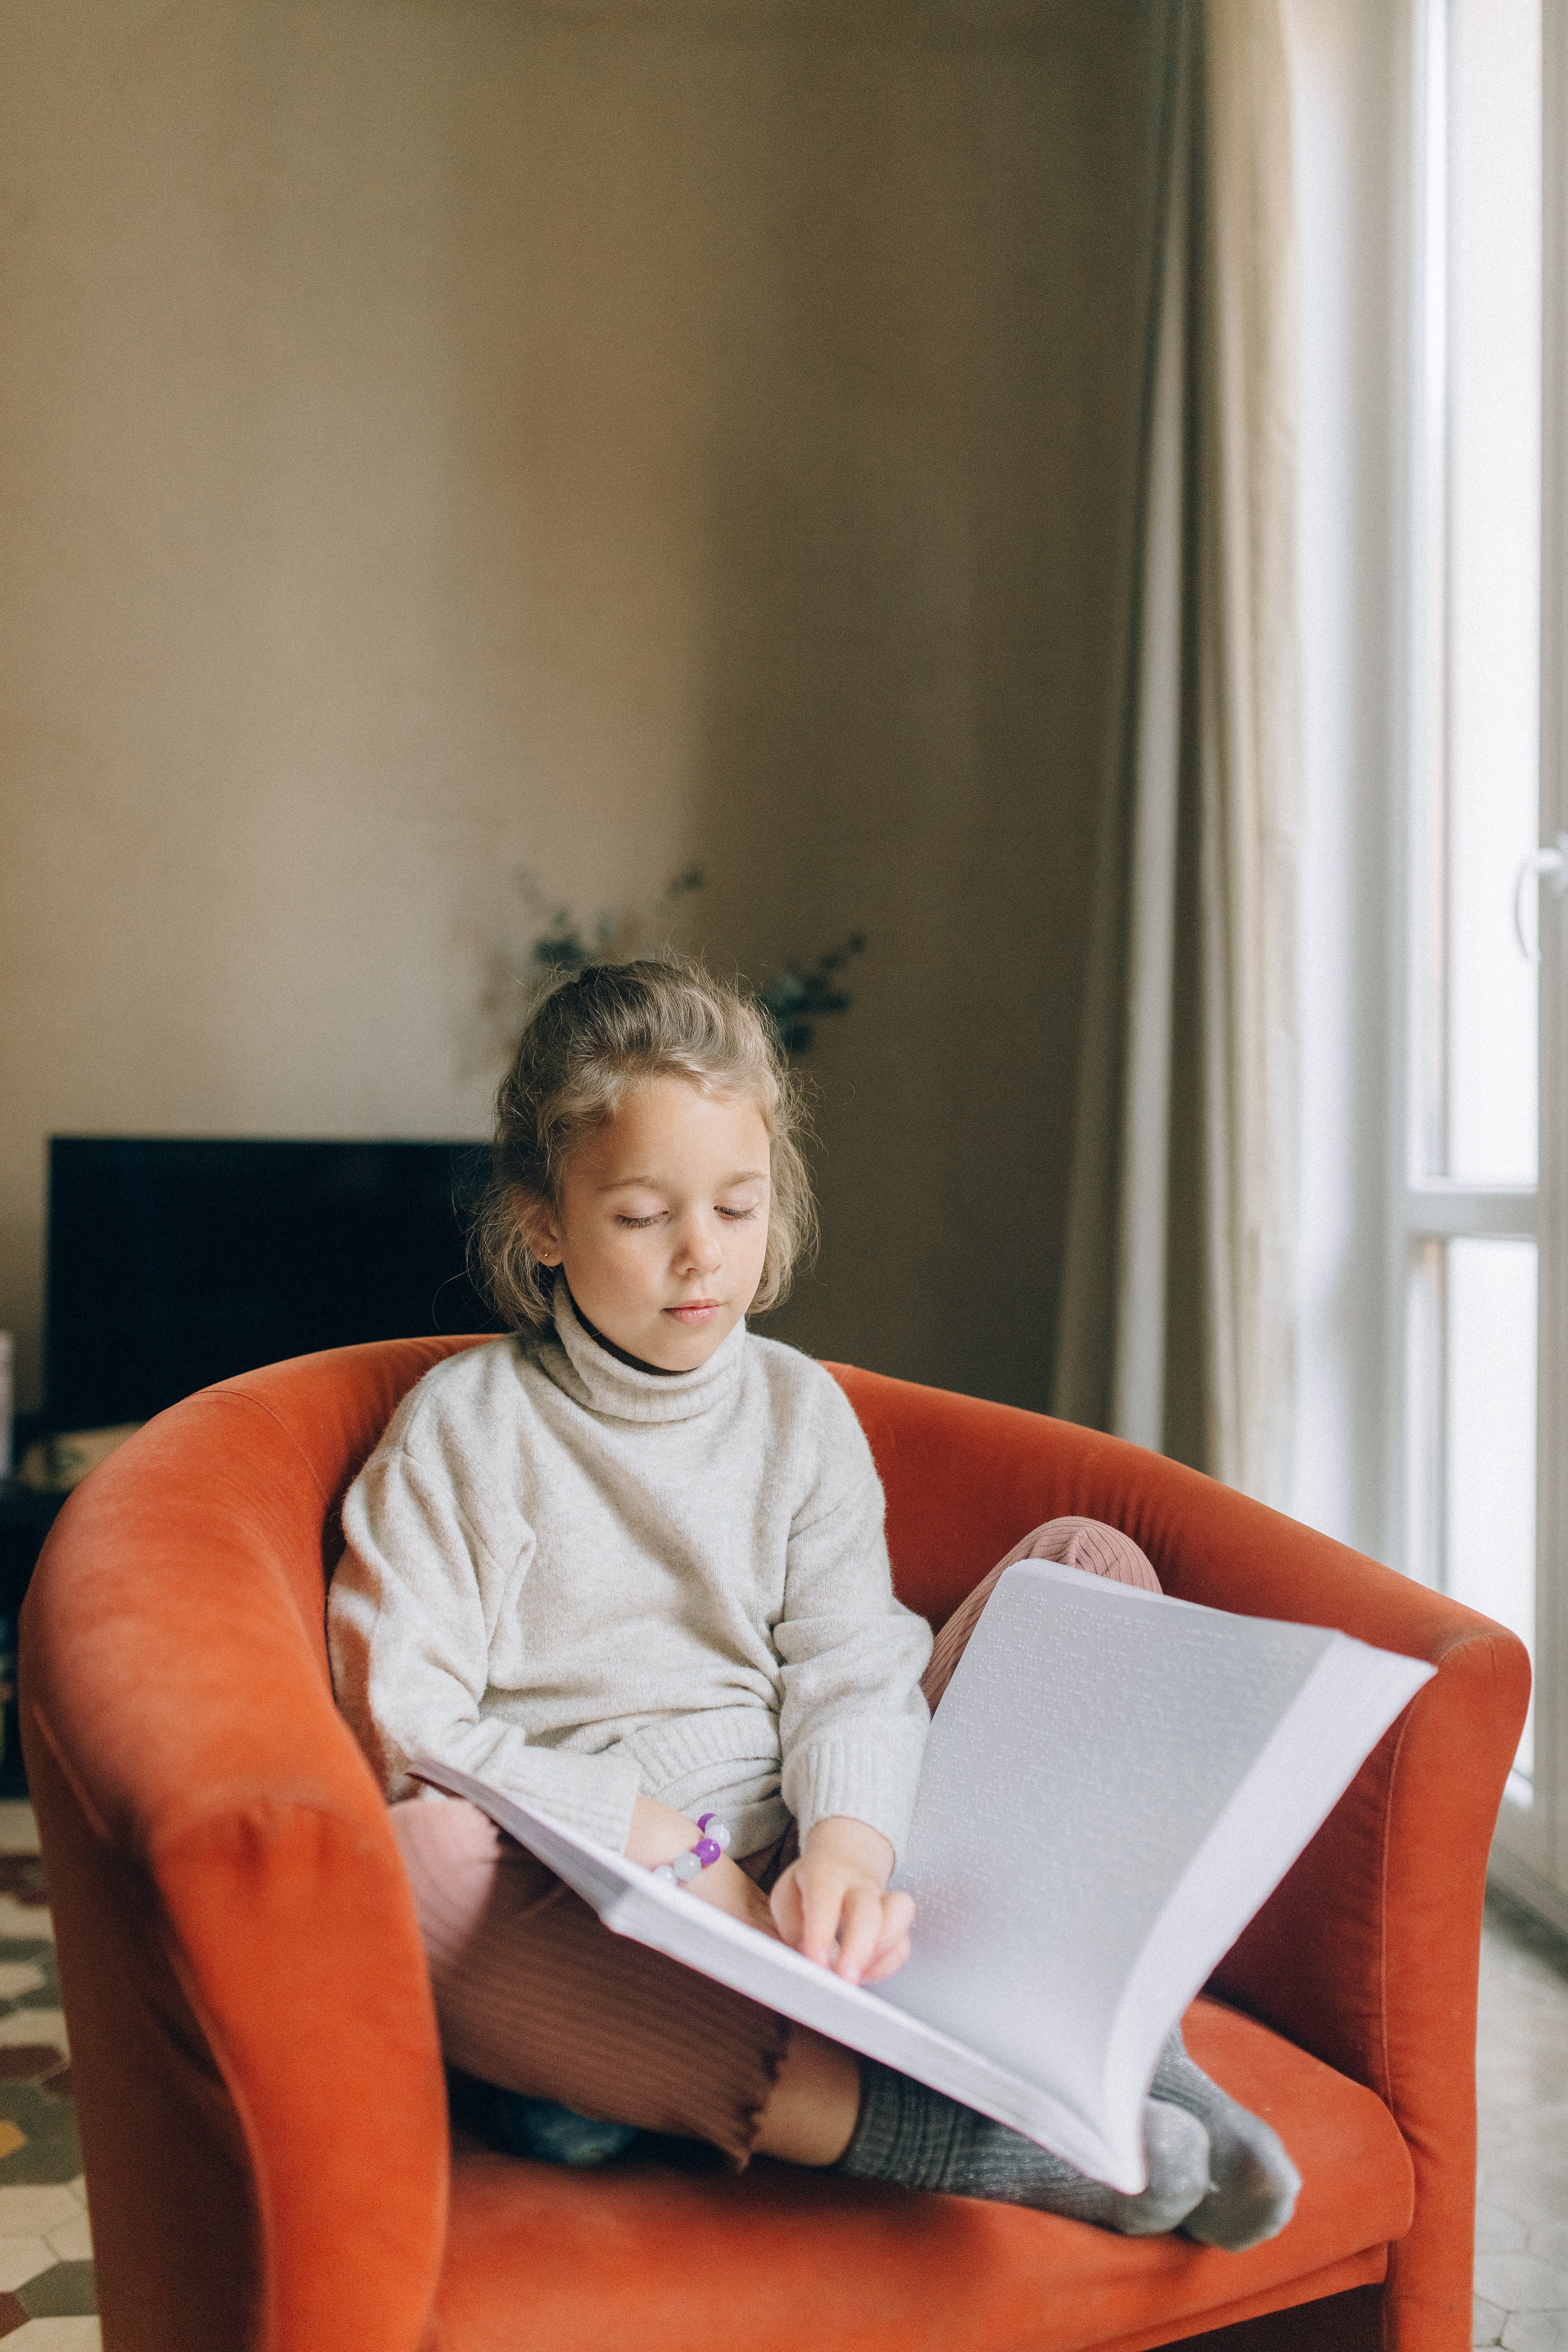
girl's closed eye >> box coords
[616,1199,757,1228]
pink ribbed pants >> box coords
[392,1518,1158,2165]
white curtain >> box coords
[1053,0,1300,1504]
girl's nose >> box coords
[677,1218,723,1273]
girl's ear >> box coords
[514,1188,563,1266]
[529,1217,563,1266]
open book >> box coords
[411,1558,1434,2192]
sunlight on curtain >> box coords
[1055,0,1300,1503]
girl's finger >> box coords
[860,1928,912,1986]
[832,1884,885,1983]
[768,1865,805,1950]
[796,1867,847,1967]
[874,1890,915,1957]
[859,1892,914,1985]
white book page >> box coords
[1111,1633,1434,2110]
[408,1755,1130,2181]
[876,1562,1342,2183]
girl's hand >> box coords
[770,1816,914,1986]
[690,1854,781,1939]
[626,1793,779,1939]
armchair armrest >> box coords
[831,1368,1531,2352]
[1121,1444,1525,2352]
[21,1390,449,2352]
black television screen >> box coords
[45,1137,500,1430]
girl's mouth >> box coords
[665,1300,720,1324]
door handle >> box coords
[1513,833,1568,960]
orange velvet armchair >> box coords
[19,1337,1528,2352]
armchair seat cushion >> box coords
[433,1997,1412,2352]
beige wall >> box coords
[0,0,1149,1415]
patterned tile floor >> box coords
[0,1796,1556,2352]
[0,1801,96,2350]
[1474,1888,1568,2351]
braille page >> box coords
[1110,1624,1433,2127]
[874,1562,1337,2183]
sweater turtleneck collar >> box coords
[530,1273,747,1424]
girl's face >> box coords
[529,1074,773,1372]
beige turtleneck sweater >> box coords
[328,1283,932,1862]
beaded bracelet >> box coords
[652,1813,732,1886]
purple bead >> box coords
[692,1838,721,1868]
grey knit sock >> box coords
[832,2062,1211,2236]
[1150,2028,1301,2251]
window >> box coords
[1402,0,1565,1916]
[1406,0,1542,1781]
[1279,0,1564,1922]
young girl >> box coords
[328,958,1298,2248]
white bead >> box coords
[652,1863,678,1883]
[671,1850,702,1882]
[710,1822,732,1852]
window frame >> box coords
[1392,0,1566,1917]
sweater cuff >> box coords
[781,1732,921,1865]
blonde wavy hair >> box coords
[471,957,816,1330]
